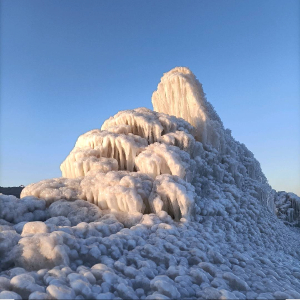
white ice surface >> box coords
[101,107,195,144]
[135,143,196,182]
[152,67,224,149]
[1,67,300,300]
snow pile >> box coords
[1,67,300,300]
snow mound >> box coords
[1,67,300,299]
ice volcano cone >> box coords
[20,67,276,221]
[1,68,300,300]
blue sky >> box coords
[1,0,299,195]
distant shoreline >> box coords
[0,186,24,198]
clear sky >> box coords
[1,0,299,195]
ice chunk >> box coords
[0,194,47,223]
[46,284,76,300]
[135,143,195,182]
[10,273,45,298]
[29,292,51,300]
[0,230,21,271]
[69,279,92,298]
[0,291,22,300]
[150,275,180,299]
[149,175,196,221]
[222,272,250,291]
[21,221,49,236]
[16,232,70,270]
[116,283,138,299]
[0,276,11,290]
[45,216,71,227]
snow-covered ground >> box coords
[1,67,300,300]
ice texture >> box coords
[1,67,300,299]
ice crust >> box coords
[1,67,300,299]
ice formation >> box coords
[1,67,300,300]
[275,191,300,226]
[152,67,224,150]
[135,143,196,182]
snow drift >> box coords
[1,67,300,300]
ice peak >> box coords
[152,67,223,148]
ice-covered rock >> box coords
[0,291,22,300]
[10,273,45,298]
[0,194,47,223]
[46,284,76,300]
[21,221,49,236]
[16,232,70,270]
